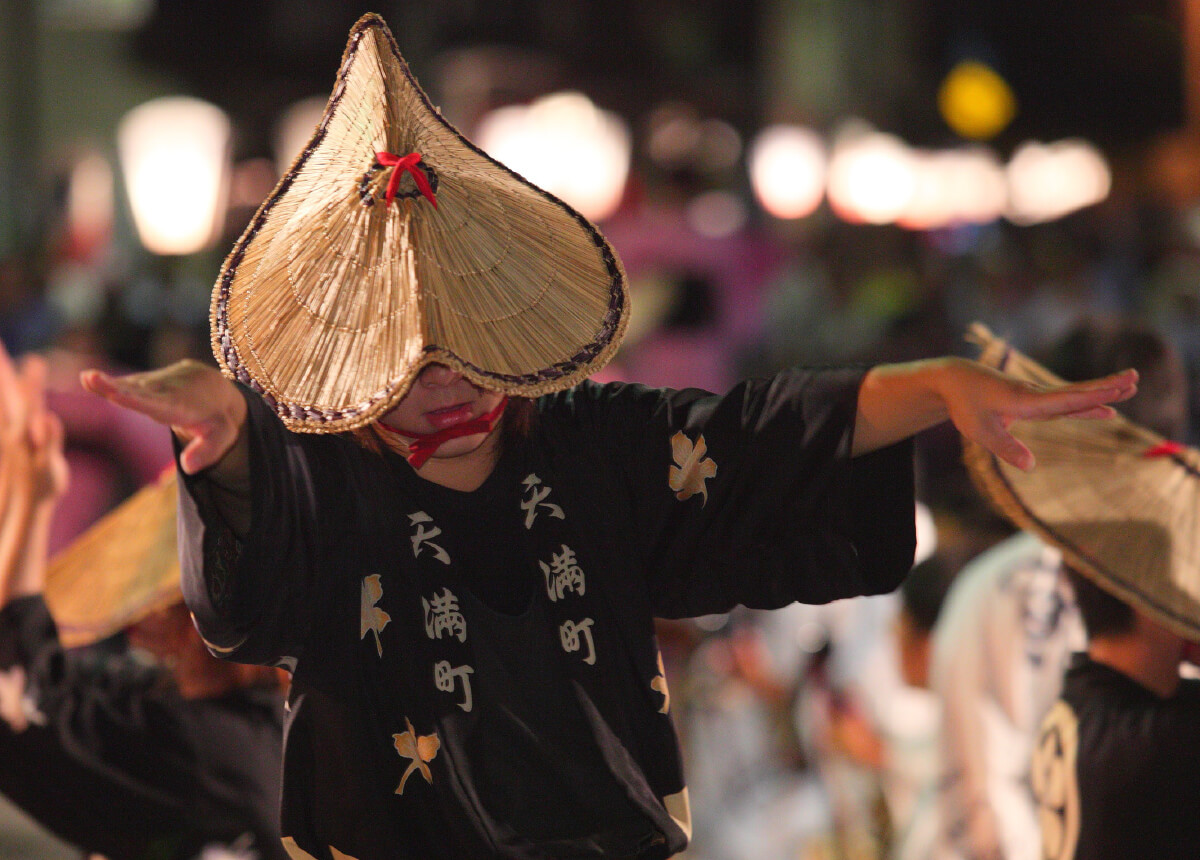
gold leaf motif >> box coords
[668,431,717,505]
[651,651,670,714]
[394,716,440,794]
[1033,701,1080,860]
[281,837,361,860]
[360,574,391,657]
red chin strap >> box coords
[1144,440,1185,458]
[379,397,509,468]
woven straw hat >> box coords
[44,471,180,648]
[212,13,629,433]
[964,323,1200,639]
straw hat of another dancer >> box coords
[963,323,1200,640]
[43,471,180,649]
[212,12,629,434]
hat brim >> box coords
[44,472,180,648]
[964,323,1200,640]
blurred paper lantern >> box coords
[827,126,917,225]
[938,60,1017,141]
[1006,139,1111,225]
[899,147,1007,230]
[748,124,826,219]
[898,151,956,231]
[477,91,631,221]
[117,96,231,255]
[274,95,327,176]
[947,147,1009,225]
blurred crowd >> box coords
[2,143,1200,859]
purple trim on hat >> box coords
[213,14,626,426]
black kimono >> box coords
[1033,654,1200,860]
[0,595,287,860]
[178,371,916,860]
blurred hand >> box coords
[0,344,69,507]
[855,357,1138,471]
[80,360,247,475]
[936,358,1138,471]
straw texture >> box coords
[964,323,1200,639]
[212,13,629,432]
[43,472,180,649]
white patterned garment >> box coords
[931,532,1083,860]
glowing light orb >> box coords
[938,60,1017,141]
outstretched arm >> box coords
[852,357,1138,470]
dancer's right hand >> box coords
[81,360,247,477]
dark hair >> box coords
[1064,564,1135,639]
[1045,317,1189,440]
[501,396,537,441]
[901,554,958,634]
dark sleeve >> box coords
[0,596,277,858]
[548,370,915,617]
[178,384,327,668]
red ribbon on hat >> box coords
[376,151,438,209]
[379,397,508,468]
[1143,440,1185,458]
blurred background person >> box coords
[931,316,1190,860]
[1034,566,1200,860]
[954,324,1197,860]
[0,342,288,860]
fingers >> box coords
[78,367,113,397]
[80,368,191,429]
[42,410,64,454]
[1,350,50,441]
[178,426,230,475]
[1016,371,1138,421]
[0,340,25,429]
[1057,405,1117,421]
[82,362,246,477]
[18,355,48,445]
[982,421,1036,471]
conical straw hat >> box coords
[43,471,180,649]
[963,323,1200,639]
[212,13,630,433]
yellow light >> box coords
[938,60,1017,141]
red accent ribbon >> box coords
[1144,440,1185,458]
[380,397,508,469]
[376,151,438,209]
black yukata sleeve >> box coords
[178,384,326,668]
[558,370,916,617]
[0,597,206,856]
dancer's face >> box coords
[381,364,505,460]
